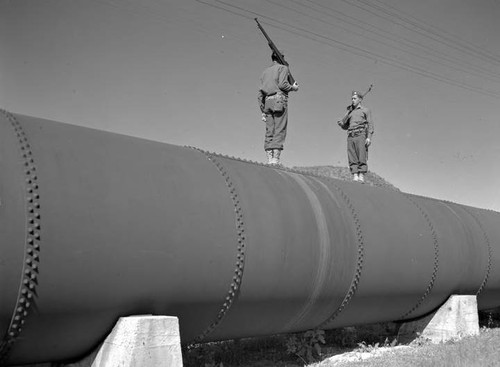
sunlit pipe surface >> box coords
[0,110,499,365]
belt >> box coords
[348,128,366,137]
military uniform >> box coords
[257,61,296,164]
[338,91,374,181]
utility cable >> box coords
[268,0,500,83]
[297,0,500,81]
[209,0,500,98]
[358,0,500,64]
[339,0,500,66]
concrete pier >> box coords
[89,315,183,367]
[398,295,480,343]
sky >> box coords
[1,0,499,211]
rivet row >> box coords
[316,180,365,330]
[189,150,248,344]
[0,110,42,362]
[397,194,439,320]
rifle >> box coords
[339,84,374,128]
[254,18,296,85]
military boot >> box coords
[266,150,273,164]
[273,149,281,165]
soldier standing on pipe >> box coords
[337,89,374,183]
[257,51,299,165]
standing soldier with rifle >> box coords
[255,18,299,165]
[337,86,374,183]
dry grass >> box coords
[315,328,500,367]
[183,310,500,367]
[183,327,500,367]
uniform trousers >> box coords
[347,133,368,174]
[263,101,288,151]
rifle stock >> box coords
[255,18,296,85]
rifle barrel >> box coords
[255,18,296,84]
[361,84,373,98]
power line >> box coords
[93,0,500,98]
[359,0,500,64]
[268,0,500,83]
[340,0,500,66]
[207,0,500,98]
[299,0,500,82]
[196,0,253,20]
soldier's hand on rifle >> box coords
[292,82,299,91]
[261,113,267,122]
[365,138,371,147]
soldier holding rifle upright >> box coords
[337,87,374,183]
[258,51,299,165]
[255,18,299,165]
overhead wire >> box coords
[267,0,500,83]
[91,0,500,98]
[297,0,500,82]
[207,0,500,98]
[338,0,500,66]
[357,0,500,65]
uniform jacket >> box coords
[257,63,294,112]
[339,104,374,138]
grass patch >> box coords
[183,310,500,366]
[317,328,500,367]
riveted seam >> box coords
[397,193,440,320]
[0,110,42,363]
[187,148,247,344]
[315,179,365,330]
[460,207,492,296]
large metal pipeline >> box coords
[0,109,499,365]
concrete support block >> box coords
[398,295,479,344]
[90,315,183,367]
